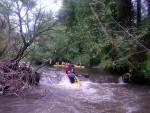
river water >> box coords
[0,67,150,113]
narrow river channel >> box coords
[0,67,150,113]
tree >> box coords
[137,0,141,25]
[0,0,58,64]
[118,0,133,29]
[0,0,60,95]
[148,0,150,19]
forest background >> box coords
[0,0,150,89]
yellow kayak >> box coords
[74,65,85,68]
[53,64,66,67]
[73,76,81,87]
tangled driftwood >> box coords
[0,60,40,96]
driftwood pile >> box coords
[0,60,40,96]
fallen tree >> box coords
[0,60,40,96]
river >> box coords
[0,67,150,113]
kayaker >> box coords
[68,69,76,83]
[65,63,72,74]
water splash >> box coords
[118,76,125,84]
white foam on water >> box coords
[40,70,66,85]
[126,106,140,113]
[118,76,128,85]
[66,80,114,103]
[40,72,116,103]
[57,75,78,89]
[39,76,52,85]
[80,81,97,87]
[79,87,114,102]
[52,74,115,103]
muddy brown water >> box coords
[0,67,150,113]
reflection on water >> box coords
[0,67,150,113]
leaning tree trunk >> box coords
[86,0,114,45]
[11,46,26,65]
[86,0,116,60]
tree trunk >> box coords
[148,0,150,19]
[11,44,29,65]
[119,0,133,29]
[148,0,150,32]
[137,0,141,26]
[86,0,114,45]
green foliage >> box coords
[0,37,5,53]
[99,57,128,71]
[56,0,149,70]
[25,0,150,75]
[143,51,150,76]
[0,0,148,81]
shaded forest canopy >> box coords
[0,0,150,93]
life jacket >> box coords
[68,72,75,78]
[66,66,71,74]
[69,72,75,76]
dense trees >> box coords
[53,0,150,79]
[0,0,150,89]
